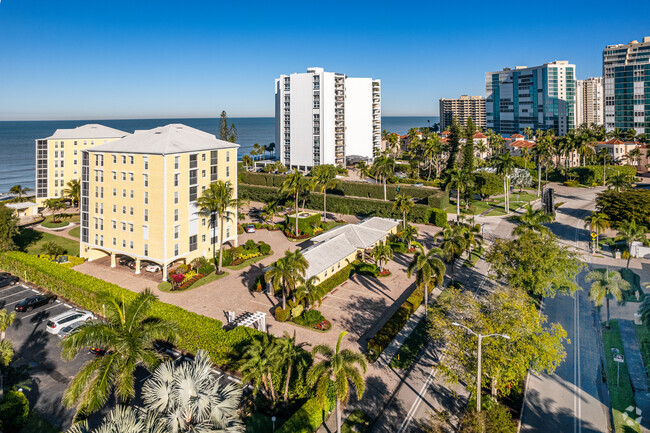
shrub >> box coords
[190,256,208,269]
[313,262,356,298]
[276,394,335,433]
[299,309,325,326]
[563,180,579,187]
[286,212,321,235]
[389,241,407,253]
[158,281,172,291]
[356,262,380,277]
[315,320,331,331]
[474,172,503,200]
[427,190,449,209]
[244,239,257,251]
[198,263,214,276]
[569,165,636,185]
[427,208,448,227]
[259,242,271,255]
[37,254,85,268]
[0,390,30,433]
[596,189,650,227]
[274,306,290,322]
[291,304,304,319]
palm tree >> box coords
[272,331,311,401]
[355,160,369,181]
[63,179,81,207]
[197,180,237,272]
[66,405,164,433]
[371,155,395,201]
[513,203,553,235]
[393,193,414,229]
[261,200,280,224]
[314,165,339,221]
[371,241,393,272]
[493,151,516,215]
[61,289,180,415]
[616,220,648,268]
[44,197,67,222]
[584,212,610,252]
[607,173,633,192]
[240,333,278,402]
[295,276,321,309]
[438,225,468,281]
[265,250,308,310]
[280,170,310,235]
[446,168,469,221]
[307,332,367,433]
[242,154,253,170]
[9,185,30,200]
[627,147,642,166]
[598,147,610,186]
[398,224,418,250]
[586,269,630,328]
[407,245,445,314]
[532,135,552,196]
[523,127,534,140]
[0,309,16,340]
[0,339,13,368]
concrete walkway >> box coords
[376,303,427,368]
[618,319,650,432]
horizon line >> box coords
[0,114,440,122]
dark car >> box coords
[118,256,134,266]
[90,346,107,356]
[15,294,57,312]
[0,274,19,288]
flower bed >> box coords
[314,320,331,331]
[377,269,391,277]
[222,240,271,267]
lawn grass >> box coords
[20,410,61,433]
[463,248,482,268]
[602,320,641,433]
[634,324,650,378]
[14,228,80,256]
[245,412,285,433]
[389,316,429,369]
[41,213,79,226]
[41,220,70,228]
[225,253,273,271]
[68,226,80,239]
[342,409,371,433]
[187,270,229,290]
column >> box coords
[110,253,116,268]
[162,263,168,282]
[135,258,141,275]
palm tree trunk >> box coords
[423,282,428,320]
[627,243,632,269]
[336,400,342,433]
[456,189,460,221]
[537,162,542,197]
[211,214,217,266]
[383,177,387,201]
[491,377,498,397]
[282,283,287,310]
[324,190,327,221]
[402,210,406,229]
[267,369,277,402]
[295,193,299,235]
[283,361,292,401]
[218,214,224,272]
[603,159,606,186]
[606,297,610,327]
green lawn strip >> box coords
[20,410,61,433]
[14,228,79,256]
[342,409,371,433]
[43,213,79,223]
[388,316,428,369]
[634,324,650,377]
[68,226,80,238]
[41,220,70,228]
[602,320,641,433]
[225,253,273,271]
[463,248,481,268]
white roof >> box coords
[43,124,128,140]
[4,201,37,210]
[302,233,358,279]
[87,124,239,155]
[310,217,398,249]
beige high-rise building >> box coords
[80,124,239,280]
[439,95,486,131]
[35,124,129,204]
[576,77,604,127]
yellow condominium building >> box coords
[80,124,239,280]
[35,124,129,204]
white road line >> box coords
[0,289,30,300]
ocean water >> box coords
[0,116,437,193]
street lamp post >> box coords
[451,322,510,412]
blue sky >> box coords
[1,0,648,120]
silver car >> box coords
[57,321,85,339]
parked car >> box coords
[145,263,161,273]
[127,260,146,270]
[46,309,94,335]
[118,256,134,266]
[244,224,256,233]
[57,321,85,339]
[90,346,107,356]
[15,294,57,312]
[0,274,19,288]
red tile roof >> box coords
[510,140,536,149]
[441,131,451,136]
[473,132,487,139]
[597,139,638,145]
[510,133,524,138]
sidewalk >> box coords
[618,320,650,432]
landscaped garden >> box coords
[158,257,227,292]
[222,239,273,270]
[40,213,79,229]
[14,228,80,256]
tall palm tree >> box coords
[607,173,633,192]
[371,241,393,272]
[371,155,395,201]
[532,135,551,196]
[393,193,414,229]
[493,151,516,215]
[398,224,418,250]
[598,147,610,186]
[627,147,642,166]
[307,332,367,433]
[314,165,339,221]
[272,331,311,401]
[407,245,445,314]
[438,225,468,281]
[0,339,13,368]
[44,197,67,222]
[0,309,16,340]
[240,333,278,402]
[242,154,253,170]
[261,200,280,224]
[61,289,180,416]
[616,220,648,268]
[296,276,321,309]
[513,203,553,235]
[63,179,81,207]
[281,170,310,235]
[584,212,610,252]
[355,160,369,181]
[586,269,630,328]
[265,250,308,310]
[446,168,469,221]
[197,180,237,272]
[9,185,30,199]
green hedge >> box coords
[427,208,448,227]
[276,394,336,433]
[367,285,432,362]
[286,212,322,235]
[313,262,357,298]
[427,190,449,209]
[568,165,636,185]
[0,251,263,370]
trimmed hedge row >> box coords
[276,393,336,433]
[428,208,448,227]
[367,285,432,362]
[239,185,434,224]
[0,251,263,370]
[426,190,449,209]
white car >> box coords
[244,224,256,233]
[57,321,85,339]
[46,309,94,335]
[145,263,162,273]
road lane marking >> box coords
[0,289,31,300]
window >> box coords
[143,225,149,240]
[112,220,117,230]
[226,151,230,162]
[202,169,206,178]
[100,235,104,246]
[129,223,134,233]
[202,234,206,243]
[144,209,148,222]
[144,174,148,187]
[112,237,116,246]
[174,209,179,222]
[174,174,179,187]
[123,240,126,248]
[174,225,179,239]
[130,190,134,199]
[129,172,134,182]
[226,227,230,238]
[122,206,126,215]
[122,172,126,181]
[113,155,117,164]
[202,153,206,162]
[112,171,116,180]
[143,156,148,170]
[202,218,206,226]
[189,235,197,251]
[174,191,178,204]
[122,155,126,164]
[174,156,179,170]
[174,244,179,256]
[122,189,127,198]
[325,270,328,277]
[189,186,197,202]
[130,241,134,249]
[112,188,117,197]
[144,244,148,256]
[144,192,148,205]
[130,156,134,165]
[226,166,230,177]
[130,207,134,216]
[113,204,117,213]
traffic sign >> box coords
[591,232,597,239]
[614,354,625,363]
